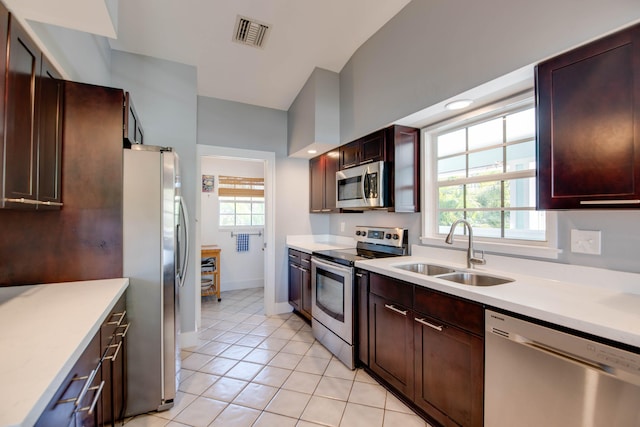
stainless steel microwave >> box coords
[336,161,386,209]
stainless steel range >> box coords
[311,226,408,369]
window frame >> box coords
[421,92,560,259]
[217,175,265,229]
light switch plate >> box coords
[570,229,601,255]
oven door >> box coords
[311,257,353,344]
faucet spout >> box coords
[445,219,486,269]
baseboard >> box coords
[222,279,263,292]
[273,301,293,315]
[180,330,198,349]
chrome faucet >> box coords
[445,219,486,269]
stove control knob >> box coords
[385,233,392,239]
[393,234,400,240]
[362,231,367,237]
[355,231,362,236]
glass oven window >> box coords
[315,268,345,322]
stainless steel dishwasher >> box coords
[485,309,640,426]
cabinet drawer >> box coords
[299,251,311,268]
[288,249,302,264]
[414,286,483,336]
[370,273,413,307]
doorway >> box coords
[195,145,276,330]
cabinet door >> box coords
[288,262,302,311]
[368,293,414,398]
[3,16,41,207]
[414,315,484,427]
[323,150,338,211]
[360,130,385,164]
[309,155,324,212]
[339,140,360,169]
[390,126,420,212]
[300,264,311,320]
[37,57,63,209]
[355,269,369,366]
[537,23,640,209]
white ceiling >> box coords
[9,0,412,111]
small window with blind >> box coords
[218,176,265,227]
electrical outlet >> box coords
[340,222,346,232]
[570,229,601,255]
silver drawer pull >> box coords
[301,258,310,264]
[288,254,298,259]
[580,199,640,205]
[105,341,122,362]
[355,273,363,278]
[3,197,63,206]
[107,310,126,326]
[415,317,444,331]
[77,381,105,415]
[384,304,407,316]
[116,322,130,338]
[55,373,91,405]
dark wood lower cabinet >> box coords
[369,293,414,399]
[414,315,484,427]
[365,272,484,427]
[36,295,128,427]
[288,248,311,321]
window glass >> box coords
[430,104,544,243]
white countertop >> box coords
[286,234,356,254]
[0,278,129,427]
[355,247,640,348]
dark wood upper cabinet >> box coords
[309,149,339,213]
[123,92,143,147]
[2,13,41,209]
[37,57,64,209]
[536,23,640,209]
[0,11,63,210]
[339,129,385,169]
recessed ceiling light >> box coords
[445,99,473,110]
[307,149,317,154]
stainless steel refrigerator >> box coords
[123,145,190,416]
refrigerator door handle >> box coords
[177,196,190,287]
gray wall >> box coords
[29,22,112,86]
[334,0,640,274]
[340,0,640,142]
[111,51,200,334]
[197,96,329,302]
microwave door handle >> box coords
[361,170,367,203]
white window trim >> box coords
[420,92,562,260]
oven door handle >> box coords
[311,257,354,275]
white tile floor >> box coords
[124,288,430,427]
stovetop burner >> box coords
[312,226,408,267]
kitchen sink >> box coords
[395,263,456,276]
[438,272,514,286]
[395,263,514,286]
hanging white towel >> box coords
[236,233,250,252]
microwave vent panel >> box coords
[233,16,270,48]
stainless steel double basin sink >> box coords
[395,263,514,286]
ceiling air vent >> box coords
[233,15,270,48]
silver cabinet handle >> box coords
[355,273,364,278]
[384,304,407,316]
[107,310,126,326]
[56,371,93,405]
[321,209,331,212]
[116,322,130,338]
[288,254,298,259]
[77,380,105,415]
[105,341,122,362]
[301,258,310,264]
[415,317,444,331]
[311,209,322,213]
[580,199,640,205]
[3,197,63,206]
